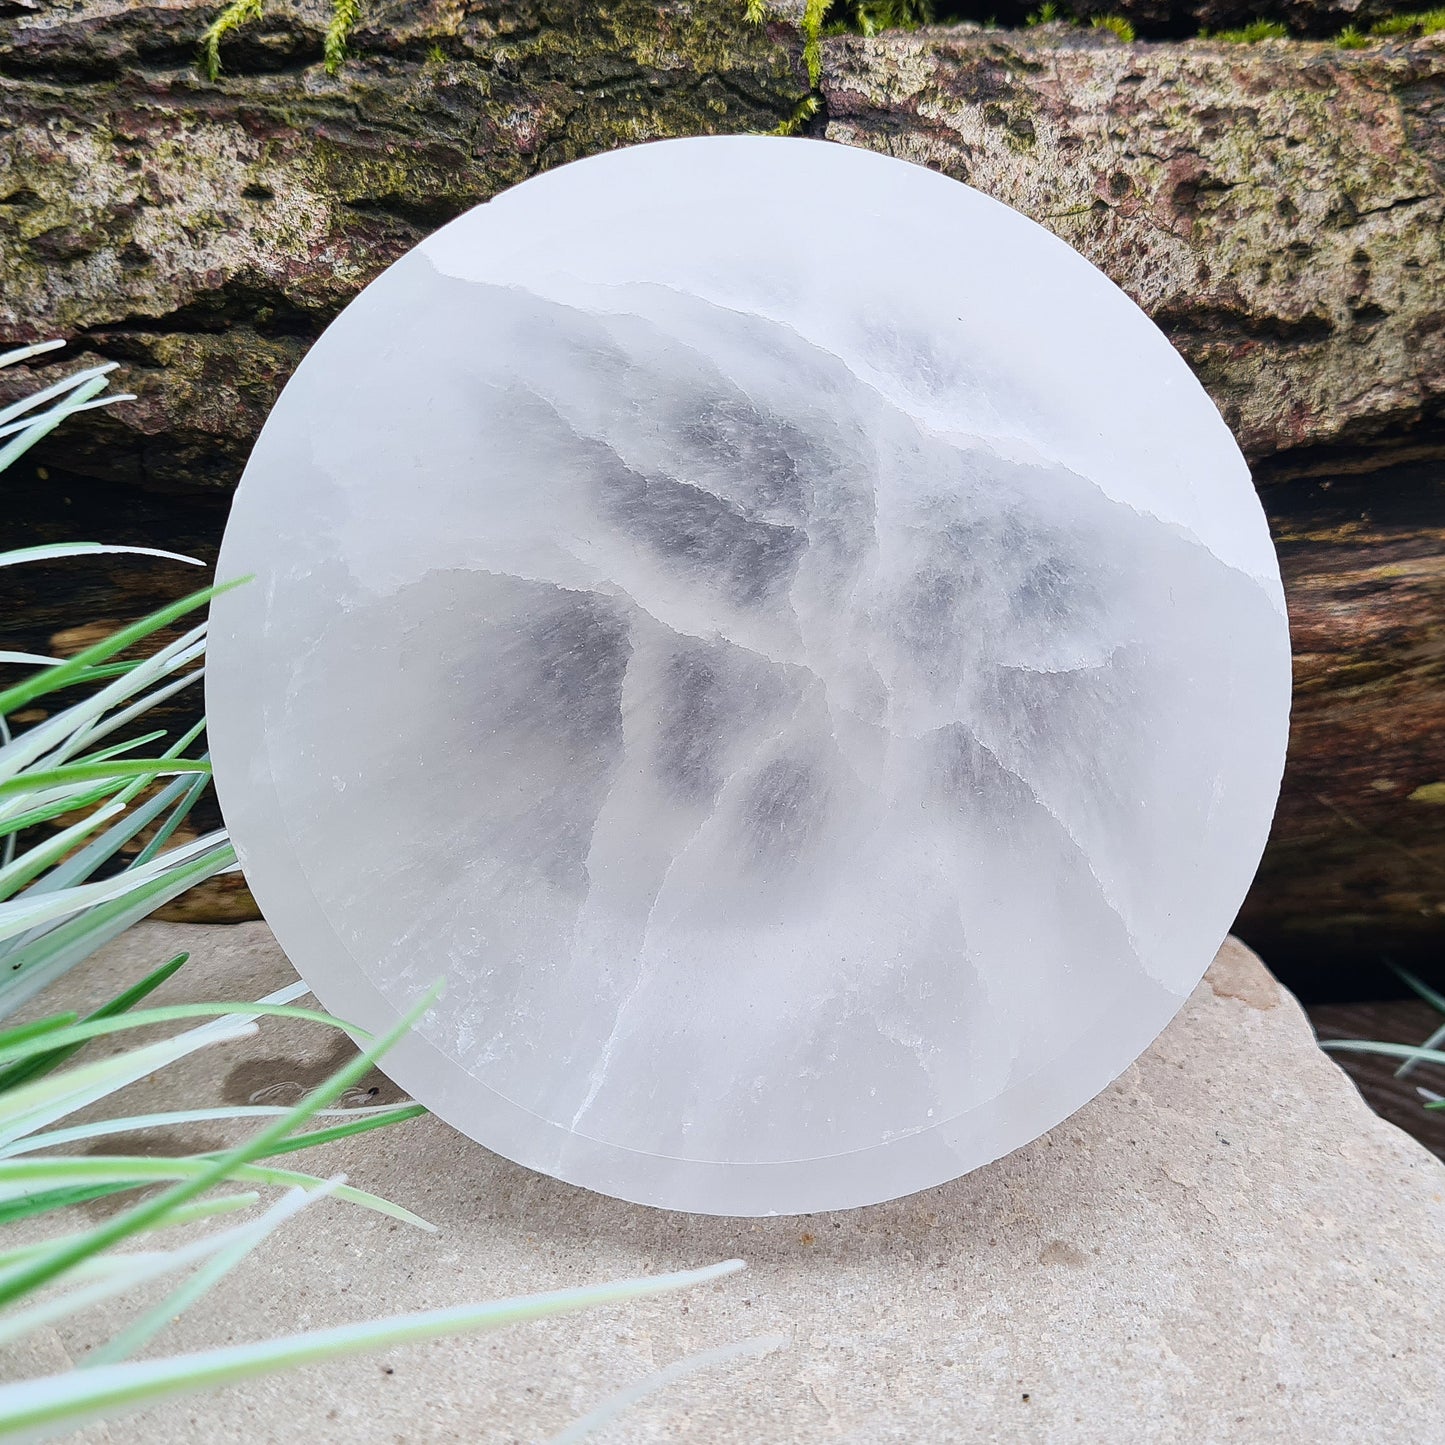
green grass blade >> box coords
[88,1181,344,1367]
[20,764,204,905]
[0,578,243,717]
[0,622,205,788]
[1,1103,411,1158]
[129,771,211,869]
[0,542,202,570]
[0,1181,139,1225]
[0,783,130,841]
[1391,965,1445,1016]
[55,670,205,772]
[0,339,64,369]
[0,365,116,428]
[0,830,224,945]
[0,844,236,1019]
[0,375,109,474]
[0,1157,433,1230]
[0,1187,338,1352]
[0,802,126,904]
[207,1105,427,1163]
[0,983,441,1306]
[0,1015,79,1055]
[0,1001,369,1069]
[0,953,189,1094]
[0,1194,260,1274]
[0,1015,261,1153]
[0,758,209,802]
[0,1261,745,1440]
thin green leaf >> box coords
[129,770,211,869]
[0,544,202,571]
[0,1014,79,1055]
[1394,965,1445,1015]
[0,578,243,717]
[0,758,209,802]
[0,781,139,842]
[0,831,227,947]
[0,620,204,788]
[0,339,64,369]
[0,1260,746,1441]
[0,1184,339,1352]
[0,1181,138,1225]
[0,374,109,474]
[0,1013,262,1154]
[1,1102,411,1158]
[0,1156,432,1231]
[0,392,135,440]
[0,364,117,428]
[0,1193,259,1274]
[53,669,205,775]
[88,1181,345,1367]
[0,844,235,1019]
[22,754,205,904]
[0,952,189,1094]
[207,1105,427,1163]
[0,802,126,904]
[0,1001,370,1069]
[0,982,440,1306]
[1395,1020,1445,1081]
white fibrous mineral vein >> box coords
[210,140,1289,1216]
[266,273,1279,1167]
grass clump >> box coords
[0,347,750,1436]
[1206,18,1290,40]
[1335,23,1371,45]
[1091,13,1135,39]
[1371,8,1445,33]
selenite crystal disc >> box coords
[207,136,1292,1216]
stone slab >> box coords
[13,922,1445,1441]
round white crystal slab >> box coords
[208,135,1291,1216]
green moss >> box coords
[773,94,823,135]
[1206,19,1289,41]
[1026,1,1063,21]
[1335,23,1371,46]
[323,0,360,76]
[200,0,363,78]
[1090,13,1135,40]
[199,0,263,81]
[1371,8,1445,34]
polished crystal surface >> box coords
[207,136,1291,1216]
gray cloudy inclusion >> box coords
[208,141,1290,1215]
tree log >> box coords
[1,6,1441,976]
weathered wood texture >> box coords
[1,6,1442,966]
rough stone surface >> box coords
[824,29,1445,471]
[1040,1,1404,37]
[13,920,1445,1441]
[1,13,1443,482]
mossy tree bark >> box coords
[1,5,1442,974]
